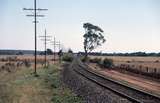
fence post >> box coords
[154,68,157,74]
[146,67,149,73]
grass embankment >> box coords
[0,64,82,103]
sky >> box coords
[0,0,160,53]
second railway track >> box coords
[72,59,160,103]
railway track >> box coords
[72,59,160,103]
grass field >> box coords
[0,64,82,103]
[0,55,60,71]
[90,56,160,72]
[0,55,59,62]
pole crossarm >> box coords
[40,39,52,41]
[26,14,45,17]
[23,8,48,11]
[32,21,39,23]
[39,36,52,37]
[50,41,60,44]
[50,43,60,45]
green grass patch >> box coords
[42,65,83,103]
[0,64,83,103]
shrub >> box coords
[89,58,101,64]
[100,58,114,68]
[6,56,17,61]
[155,60,159,63]
[80,56,90,62]
[1,58,6,62]
[126,61,131,63]
[62,53,73,62]
[24,60,31,68]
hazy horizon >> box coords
[1,0,160,53]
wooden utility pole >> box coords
[39,29,52,68]
[23,0,48,75]
[50,37,60,64]
[34,0,37,75]
[58,41,61,51]
[54,37,56,63]
[45,29,47,67]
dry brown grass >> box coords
[90,56,160,72]
[0,55,59,62]
[90,56,160,62]
[0,55,60,72]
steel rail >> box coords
[72,60,160,103]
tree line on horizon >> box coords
[0,49,160,57]
[78,51,160,57]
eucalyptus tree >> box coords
[83,23,106,58]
